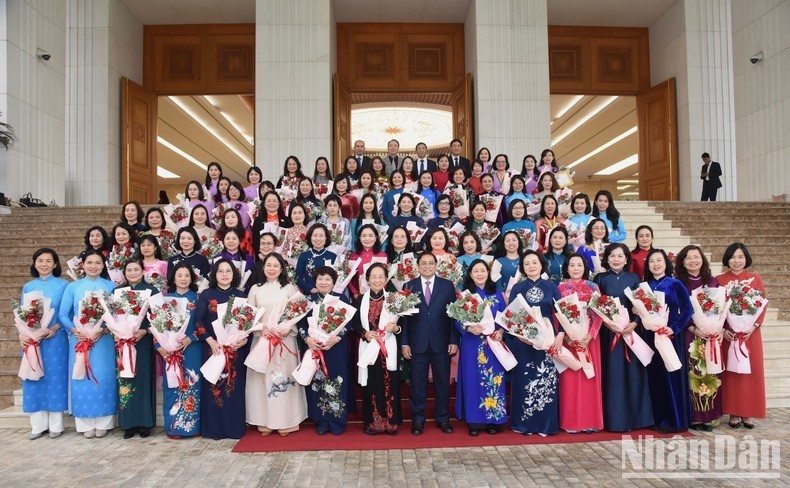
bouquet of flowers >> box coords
[446,290,485,324]
[276,187,297,212]
[445,222,466,254]
[12,292,56,380]
[724,279,768,374]
[72,291,108,384]
[292,295,357,386]
[589,293,654,366]
[554,293,595,379]
[514,228,538,252]
[148,295,192,389]
[164,201,190,230]
[247,198,262,222]
[326,221,350,255]
[332,255,362,294]
[590,240,609,275]
[504,270,525,301]
[443,186,469,219]
[279,175,301,193]
[200,297,266,385]
[476,223,501,251]
[361,219,390,246]
[145,270,167,293]
[554,187,574,217]
[314,181,333,200]
[519,304,582,372]
[526,199,542,217]
[210,202,230,229]
[357,289,421,385]
[245,293,312,374]
[479,194,503,222]
[495,295,537,339]
[226,259,252,291]
[689,286,730,375]
[405,221,426,246]
[413,193,434,221]
[301,200,324,223]
[388,252,418,291]
[372,179,390,203]
[564,221,587,250]
[158,230,177,260]
[280,227,309,265]
[66,255,85,281]
[198,234,223,259]
[107,242,138,285]
[436,254,463,287]
[102,288,152,378]
[626,283,680,371]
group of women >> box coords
[18,149,766,441]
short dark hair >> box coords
[188,204,210,227]
[138,234,164,260]
[643,248,674,281]
[601,243,632,271]
[417,251,437,264]
[145,207,167,231]
[539,195,560,219]
[492,154,510,171]
[463,259,497,294]
[109,222,140,248]
[585,218,610,246]
[256,253,290,288]
[507,199,527,220]
[355,223,382,254]
[450,138,462,147]
[520,249,547,275]
[175,226,201,252]
[434,193,454,216]
[30,248,62,278]
[83,226,109,252]
[365,262,389,282]
[722,242,753,269]
[571,193,591,215]
[122,256,145,279]
[562,253,590,281]
[81,249,106,272]
[166,262,198,294]
[228,181,247,202]
[209,258,241,289]
[385,225,414,261]
[701,152,710,158]
[459,230,482,253]
[313,265,338,283]
[121,201,144,225]
[674,245,713,285]
[184,180,206,201]
[247,166,263,183]
[306,223,329,249]
[423,227,451,253]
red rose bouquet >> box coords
[12,291,55,381]
[554,292,595,378]
[480,194,503,221]
[436,253,463,287]
[388,252,418,291]
[102,288,153,379]
[65,255,85,281]
[72,291,108,384]
[589,293,654,366]
[724,279,768,374]
[689,286,730,374]
[147,294,191,389]
[245,292,312,374]
[108,242,138,285]
[625,283,680,371]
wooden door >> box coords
[637,78,678,200]
[451,73,474,158]
[333,74,351,175]
[121,77,157,203]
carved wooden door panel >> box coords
[121,77,157,203]
[451,74,474,158]
[637,78,678,200]
[333,74,351,175]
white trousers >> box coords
[74,415,115,432]
[29,411,64,434]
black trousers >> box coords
[701,181,719,201]
[409,349,450,424]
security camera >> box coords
[36,48,51,61]
[750,51,764,64]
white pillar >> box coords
[0,0,66,205]
[255,0,334,182]
[464,0,551,161]
[65,0,142,205]
[650,0,737,201]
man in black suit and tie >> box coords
[700,152,723,201]
[415,142,437,174]
[402,252,458,434]
[354,139,373,172]
[449,138,471,176]
[384,139,401,174]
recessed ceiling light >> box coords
[220,111,254,146]
[595,154,638,176]
[552,96,618,146]
[169,96,252,165]
[619,179,639,184]
[567,126,637,169]
[158,136,207,171]
[157,166,181,179]
[553,95,584,123]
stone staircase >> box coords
[0,202,787,426]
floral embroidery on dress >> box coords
[312,371,346,418]
[520,354,557,421]
[477,341,506,421]
[170,369,200,433]
[267,371,297,398]
[118,378,135,410]
[688,338,721,413]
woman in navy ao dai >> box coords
[507,251,563,435]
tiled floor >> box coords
[1,410,788,487]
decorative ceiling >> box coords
[351,104,454,152]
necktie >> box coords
[358,156,363,165]
[454,157,459,166]
[420,160,425,173]
[424,280,432,305]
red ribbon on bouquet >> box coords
[267,335,296,360]
[311,349,329,377]
[656,328,675,339]
[23,339,42,372]
[610,333,631,363]
[731,332,750,360]
[707,336,721,366]
[75,339,98,385]
[375,329,389,359]
[222,346,238,391]
[115,338,137,376]
[573,344,592,365]
[164,350,187,389]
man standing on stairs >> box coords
[401,251,459,435]
[700,152,723,201]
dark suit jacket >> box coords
[401,276,459,354]
[358,156,374,173]
[701,161,722,189]
[449,156,471,175]
[415,158,437,174]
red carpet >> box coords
[232,422,691,453]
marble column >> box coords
[464,0,551,161]
[255,0,335,182]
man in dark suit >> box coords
[401,252,459,434]
[700,152,723,201]
[384,139,401,174]
[414,142,437,174]
[449,138,471,176]
[353,139,373,172]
